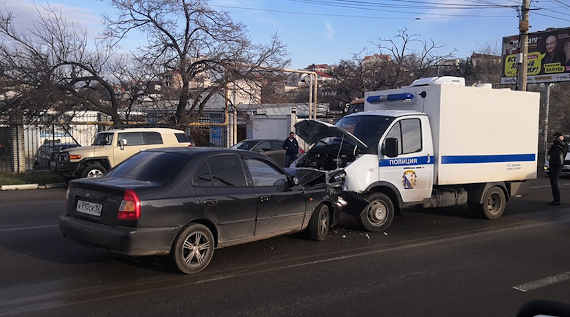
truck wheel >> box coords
[307,204,330,241]
[360,192,395,232]
[81,162,107,178]
[478,186,506,220]
[172,223,215,274]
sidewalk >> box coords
[0,188,65,203]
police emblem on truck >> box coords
[403,170,417,189]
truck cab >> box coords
[294,111,434,231]
[294,77,540,232]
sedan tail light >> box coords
[117,189,141,220]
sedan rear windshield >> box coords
[108,151,189,184]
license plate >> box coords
[76,200,102,217]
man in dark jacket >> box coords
[548,132,568,205]
[283,132,299,167]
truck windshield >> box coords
[335,115,394,154]
[92,133,114,146]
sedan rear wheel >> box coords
[172,223,215,274]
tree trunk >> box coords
[176,80,190,129]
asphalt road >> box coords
[1,178,570,316]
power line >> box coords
[551,0,570,9]
[211,4,514,18]
[300,0,518,7]
[468,0,520,4]
[535,7,570,18]
[534,11,570,21]
[290,0,518,10]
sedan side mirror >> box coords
[383,138,399,158]
[119,139,127,150]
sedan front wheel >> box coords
[307,204,330,241]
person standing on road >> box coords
[548,132,567,206]
[283,132,299,167]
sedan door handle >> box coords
[259,195,271,202]
[203,199,218,207]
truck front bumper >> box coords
[55,160,81,178]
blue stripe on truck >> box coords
[379,156,435,167]
[441,154,536,164]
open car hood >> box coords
[295,120,368,149]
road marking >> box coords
[513,272,570,292]
[2,215,570,316]
[529,183,570,189]
[529,185,550,189]
[0,225,57,233]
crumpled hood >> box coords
[294,120,368,150]
[284,167,326,186]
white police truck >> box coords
[293,77,540,232]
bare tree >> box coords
[377,28,454,88]
[108,55,162,122]
[0,10,59,121]
[104,0,288,126]
[0,7,145,127]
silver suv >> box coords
[56,128,192,179]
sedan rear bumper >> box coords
[59,215,179,256]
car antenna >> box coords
[336,133,345,169]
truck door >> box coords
[378,116,434,203]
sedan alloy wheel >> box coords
[172,223,215,274]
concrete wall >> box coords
[248,117,291,140]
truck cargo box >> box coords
[364,77,540,185]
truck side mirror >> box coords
[119,139,127,150]
[383,138,399,158]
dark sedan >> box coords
[231,139,286,167]
[59,148,336,274]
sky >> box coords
[2,0,570,69]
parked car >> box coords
[232,139,287,167]
[55,128,192,179]
[34,143,80,170]
[59,148,337,274]
[544,143,570,176]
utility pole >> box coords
[517,0,530,91]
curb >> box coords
[0,183,65,191]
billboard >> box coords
[501,28,570,84]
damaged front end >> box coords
[292,119,368,171]
[284,167,346,199]
[290,119,372,214]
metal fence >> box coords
[0,110,229,174]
